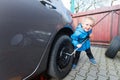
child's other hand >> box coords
[77,44,82,48]
[89,34,94,40]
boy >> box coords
[71,16,96,69]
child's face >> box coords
[82,19,94,32]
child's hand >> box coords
[89,34,94,40]
[77,44,82,48]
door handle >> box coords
[40,0,56,9]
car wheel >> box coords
[105,36,120,58]
[48,35,73,79]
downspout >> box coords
[70,0,74,13]
[118,11,120,35]
[110,11,114,41]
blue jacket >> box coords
[71,24,92,51]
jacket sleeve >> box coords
[71,28,81,47]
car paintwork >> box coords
[0,0,73,80]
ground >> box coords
[51,45,120,80]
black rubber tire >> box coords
[48,35,73,79]
[105,36,120,58]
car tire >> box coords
[105,36,120,58]
[48,35,73,79]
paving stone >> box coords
[99,56,107,66]
[68,70,78,77]
[77,61,83,67]
[115,65,120,70]
[77,69,88,77]
[80,65,90,71]
[109,75,120,80]
[86,75,97,80]
[107,66,115,70]
[83,62,91,67]
[90,65,98,71]
[87,70,97,77]
[99,64,107,70]
[74,65,81,71]
[108,70,117,76]
[97,75,108,80]
[74,75,86,80]
[106,59,114,66]
[117,70,120,75]
[98,70,107,77]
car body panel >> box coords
[0,0,73,79]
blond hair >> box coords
[82,16,95,25]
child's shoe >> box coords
[72,64,77,69]
[89,58,96,65]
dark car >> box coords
[0,0,74,80]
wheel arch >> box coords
[49,24,73,54]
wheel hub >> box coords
[57,47,71,69]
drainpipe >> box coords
[70,0,74,13]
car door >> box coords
[0,0,61,79]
